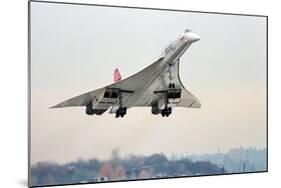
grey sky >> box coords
[30,2,267,164]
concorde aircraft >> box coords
[51,29,201,118]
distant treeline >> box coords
[31,147,267,187]
[189,147,267,173]
[31,152,223,186]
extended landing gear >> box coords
[161,107,172,117]
[161,84,173,117]
[161,88,173,117]
[116,107,127,118]
[168,83,175,89]
[86,102,95,115]
[114,89,133,118]
[153,83,181,117]
[85,102,107,116]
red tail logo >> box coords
[114,68,122,82]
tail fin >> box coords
[114,68,122,82]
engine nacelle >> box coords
[151,103,161,115]
[86,102,107,115]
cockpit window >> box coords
[185,29,191,33]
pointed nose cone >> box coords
[190,32,200,42]
[184,32,200,43]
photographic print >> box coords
[28,1,268,187]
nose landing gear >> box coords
[168,83,175,89]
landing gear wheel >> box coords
[86,103,94,115]
[115,109,120,118]
[169,83,175,89]
[167,107,172,115]
[115,107,127,118]
[86,108,94,115]
[161,107,172,117]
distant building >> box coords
[94,176,109,182]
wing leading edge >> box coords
[50,57,165,109]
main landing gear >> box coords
[86,102,95,115]
[161,82,174,117]
[154,82,181,117]
[161,63,176,117]
[115,89,134,118]
[116,91,126,118]
[116,107,127,118]
[161,107,172,117]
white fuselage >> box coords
[123,31,200,109]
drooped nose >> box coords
[184,32,200,42]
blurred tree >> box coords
[99,162,114,179]
[138,169,150,179]
[114,165,127,180]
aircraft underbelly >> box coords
[124,57,181,107]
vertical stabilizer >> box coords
[114,68,122,82]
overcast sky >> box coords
[30,2,267,164]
